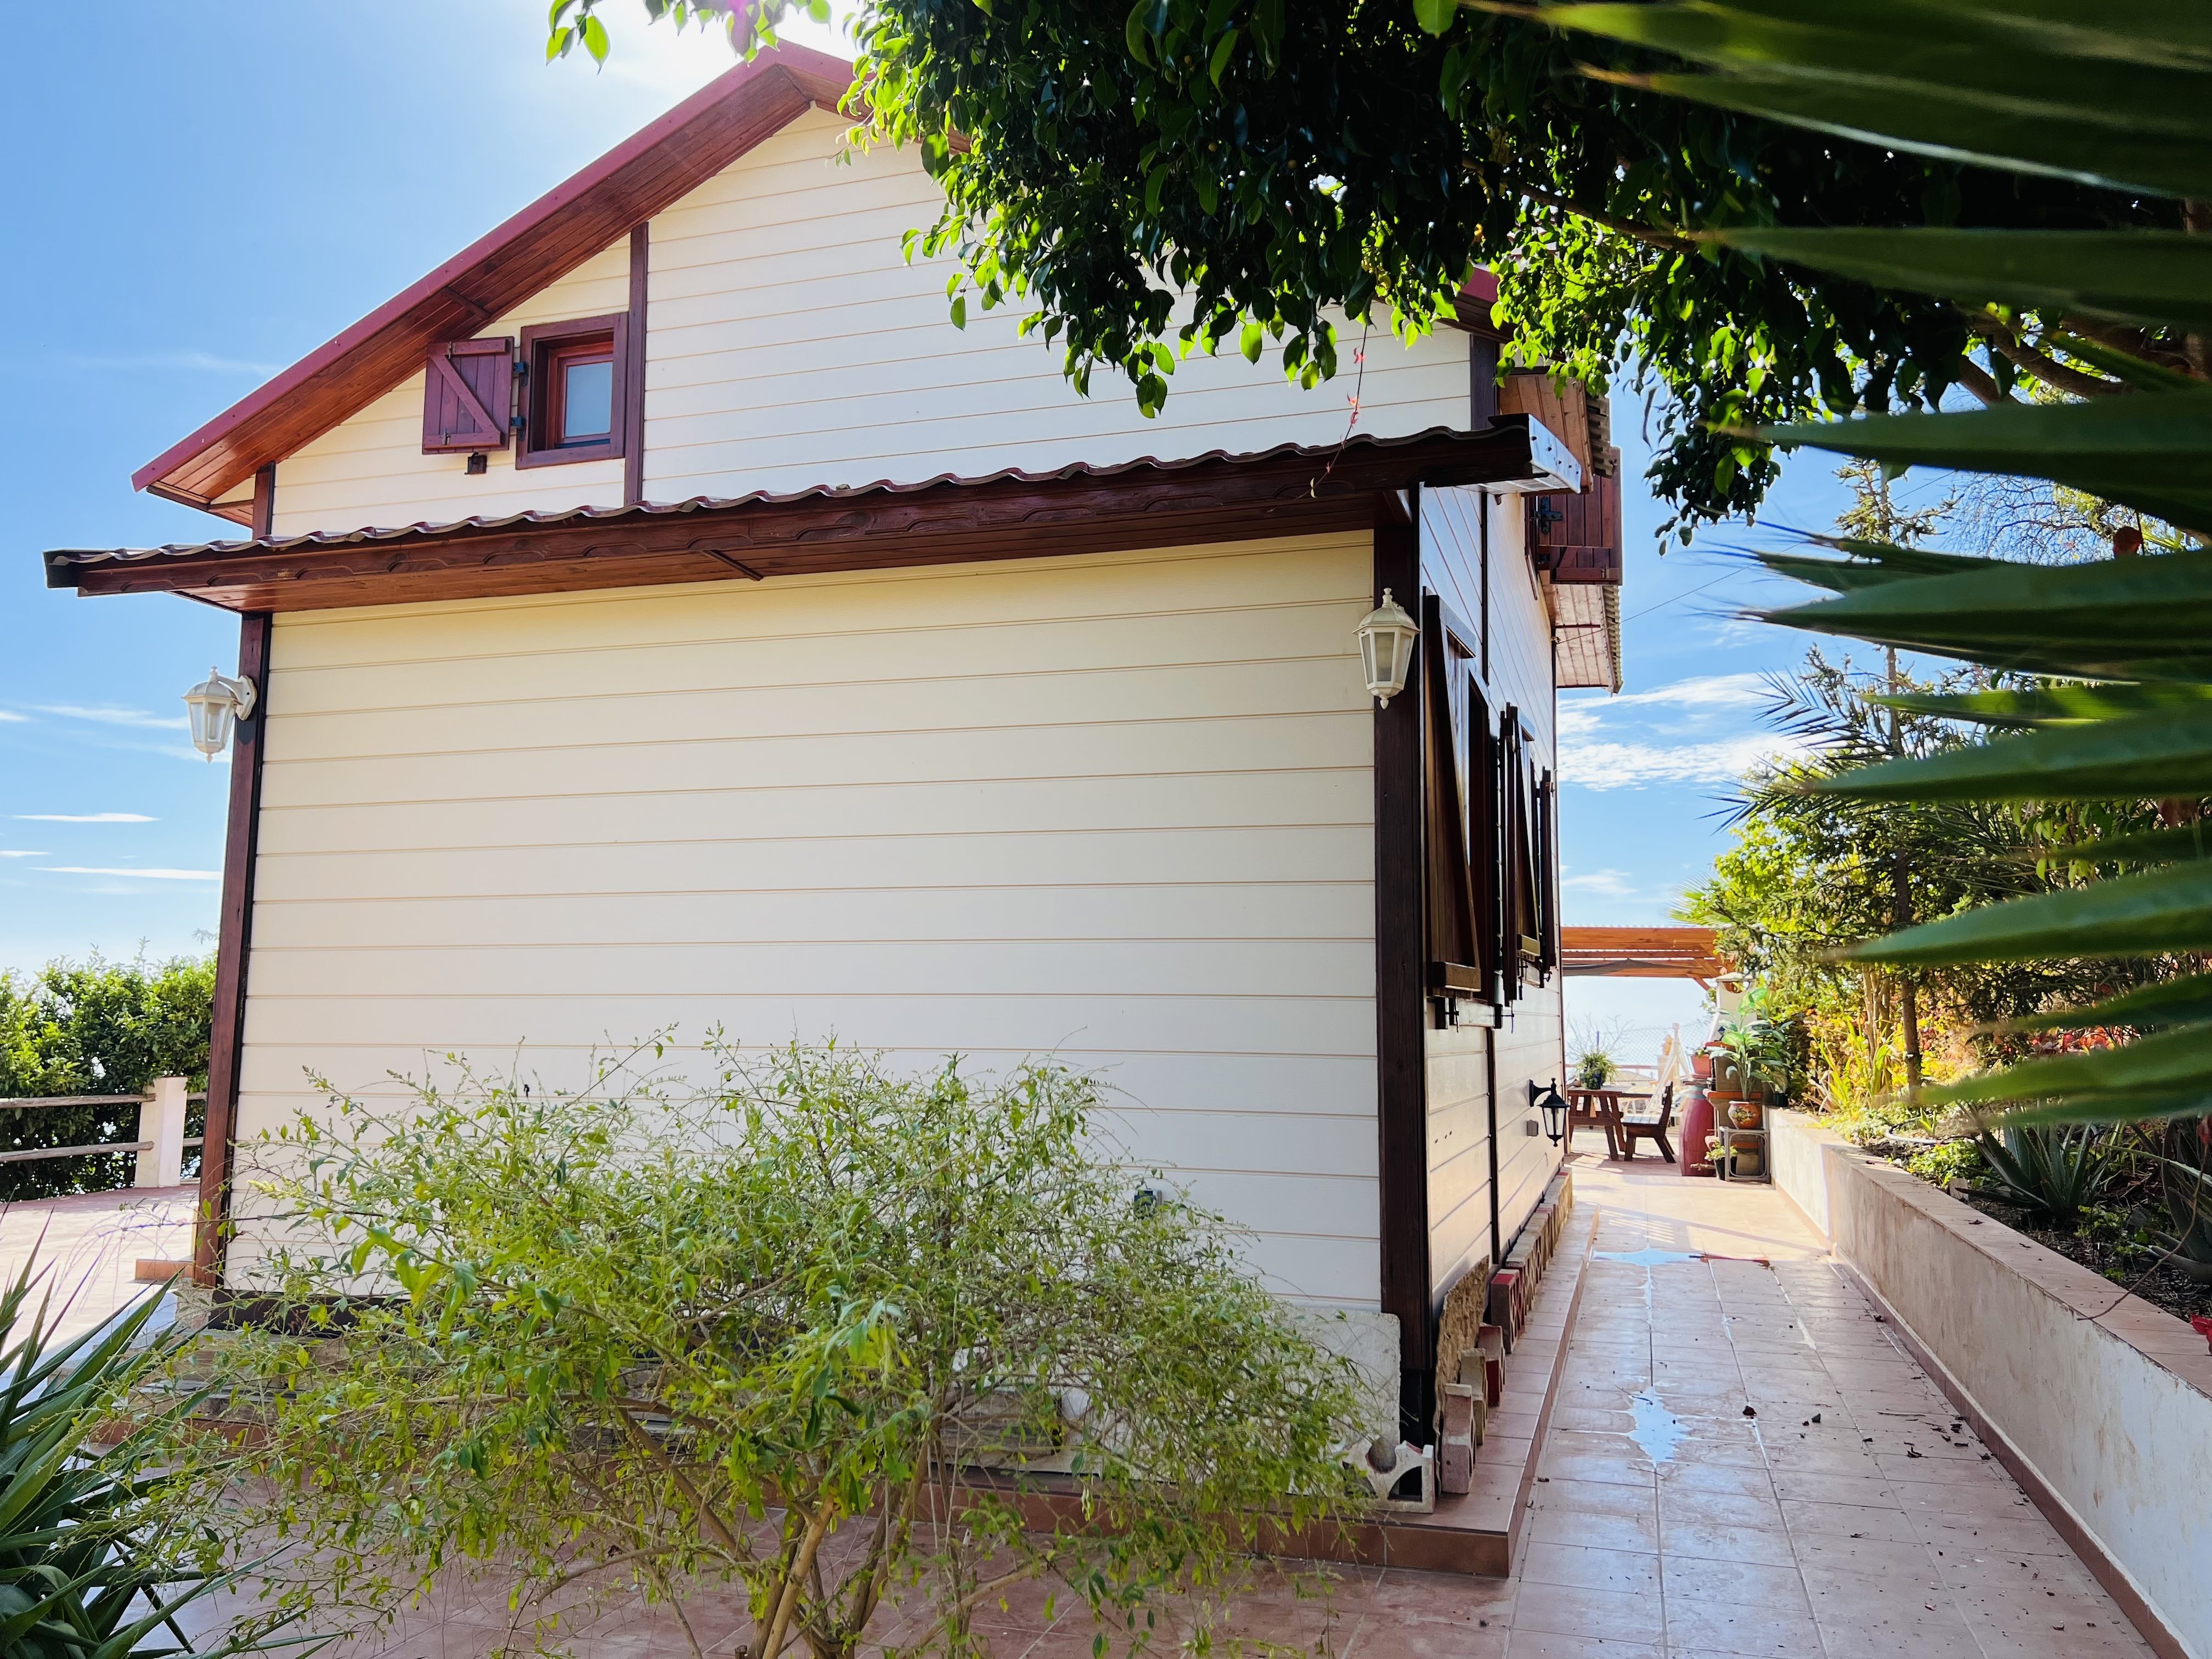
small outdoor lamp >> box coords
[1532,1079,1569,1146]
[182,667,258,761]
[1355,588,1418,708]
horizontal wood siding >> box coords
[268,244,633,537]
[1419,487,1563,1311]
[1484,492,1565,1251]
[638,111,1469,501]
[229,535,1380,1304]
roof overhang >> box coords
[57,423,1566,613]
[132,44,857,515]
[1561,926,1732,983]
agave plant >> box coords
[1489,0,2212,1130]
[0,1256,278,1658]
[2141,1119,2212,1282]
[1967,1121,2110,1228]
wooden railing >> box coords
[0,1077,203,1187]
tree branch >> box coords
[1950,355,2006,408]
[1487,175,1700,253]
[1962,316,2125,399]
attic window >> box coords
[518,314,629,468]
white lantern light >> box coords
[182,668,258,761]
[1355,588,1419,708]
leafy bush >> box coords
[2142,1118,2212,1282]
[210,1043,1367,1657]
[0,953,213,1200]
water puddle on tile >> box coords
[1628,1387,1689,1463]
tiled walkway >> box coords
[7,1158,2159,1657]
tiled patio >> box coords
[7,1155,2158,1656]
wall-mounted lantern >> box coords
[1356,589,1418,708]
[183,668,258,761]
[1532,1079,1569,1146]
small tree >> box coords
[207,1042,1365,1658]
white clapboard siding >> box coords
[639,110,1468,500]
[266,108,1470,538]
[270,242,631,536]
[230,534,1381,1306]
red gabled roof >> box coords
[135,43,856,516]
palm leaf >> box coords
[1815,707,2212,802]
[1709,229,2212,333]
[1750,394,2212,535]
[1844,859,2212,964]
[2045,823,2212,866]
[1924,1020,2212,1105]
[2008,971,2212,1032]
[1533,0,2212,195]
[1760,548,2212,681]
[1872,685,2212,728]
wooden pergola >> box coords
[1559,926,1734,987]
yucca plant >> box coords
[1483,0,2212,1130]
[0,1257,276,1658]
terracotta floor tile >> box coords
[1659,1599,1824,1657]
[1776,1499,1920,1543]
[1655,1488,1786,1534]
[1361,1567,1518,1624]
[1766,1469,1901,1509]
[1654,1463,1775,1503]
[1519,1543,1663,1598]
[1655,1517,1796,1568]
[1529,1502,1662,1555]
[1505,1629,1660,1659]
[1785,1530,1941,1587]
[1657,1555,1809,1616]
[1509,1579,1668,1645]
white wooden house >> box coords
[48,45,1624,1433]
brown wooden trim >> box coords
[136,47,853,509]
[250,465,275,539]
[516,313,629,469]
[1374,494,1431,1433]
[194,611,272,1287]
[624,225,650,506]
[63,428,1545,613]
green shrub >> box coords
[0,953,213,1200]
[210,1042,1367,1657]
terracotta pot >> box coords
[1728,1101,1763,1130]
[1691,1052,1714,1082]
[1678,1086,1716,1176]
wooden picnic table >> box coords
[1565,1087,1650,1159]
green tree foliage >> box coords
[558,1,2165,541]
[0,955,214,1201]
[1514,0,2212,1128]
[206,1042,1366,1658]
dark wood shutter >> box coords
[1423,597,1480,996]
[1502,710,1542,994]
[422,337,514,453]
[1466,675,1500,1003]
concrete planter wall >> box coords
[1767,1109,2212,1659]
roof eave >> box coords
[133,43,857,511]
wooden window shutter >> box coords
[1422,596,1481,997]
[1466,675,1500,1003]
[422,337,514,453]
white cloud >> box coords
[0,710,26,724]
[1560,732,1812,791]
[40,866,220,881]
[1607,673,1773,712]
[36,704,187,731]
[14,812,156,823]
[0,850,47,859]
[1562,868,1638,897]
[1556,705,1605,739]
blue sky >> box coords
[3,2,1906,1060]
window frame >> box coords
[517,314,630,470]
